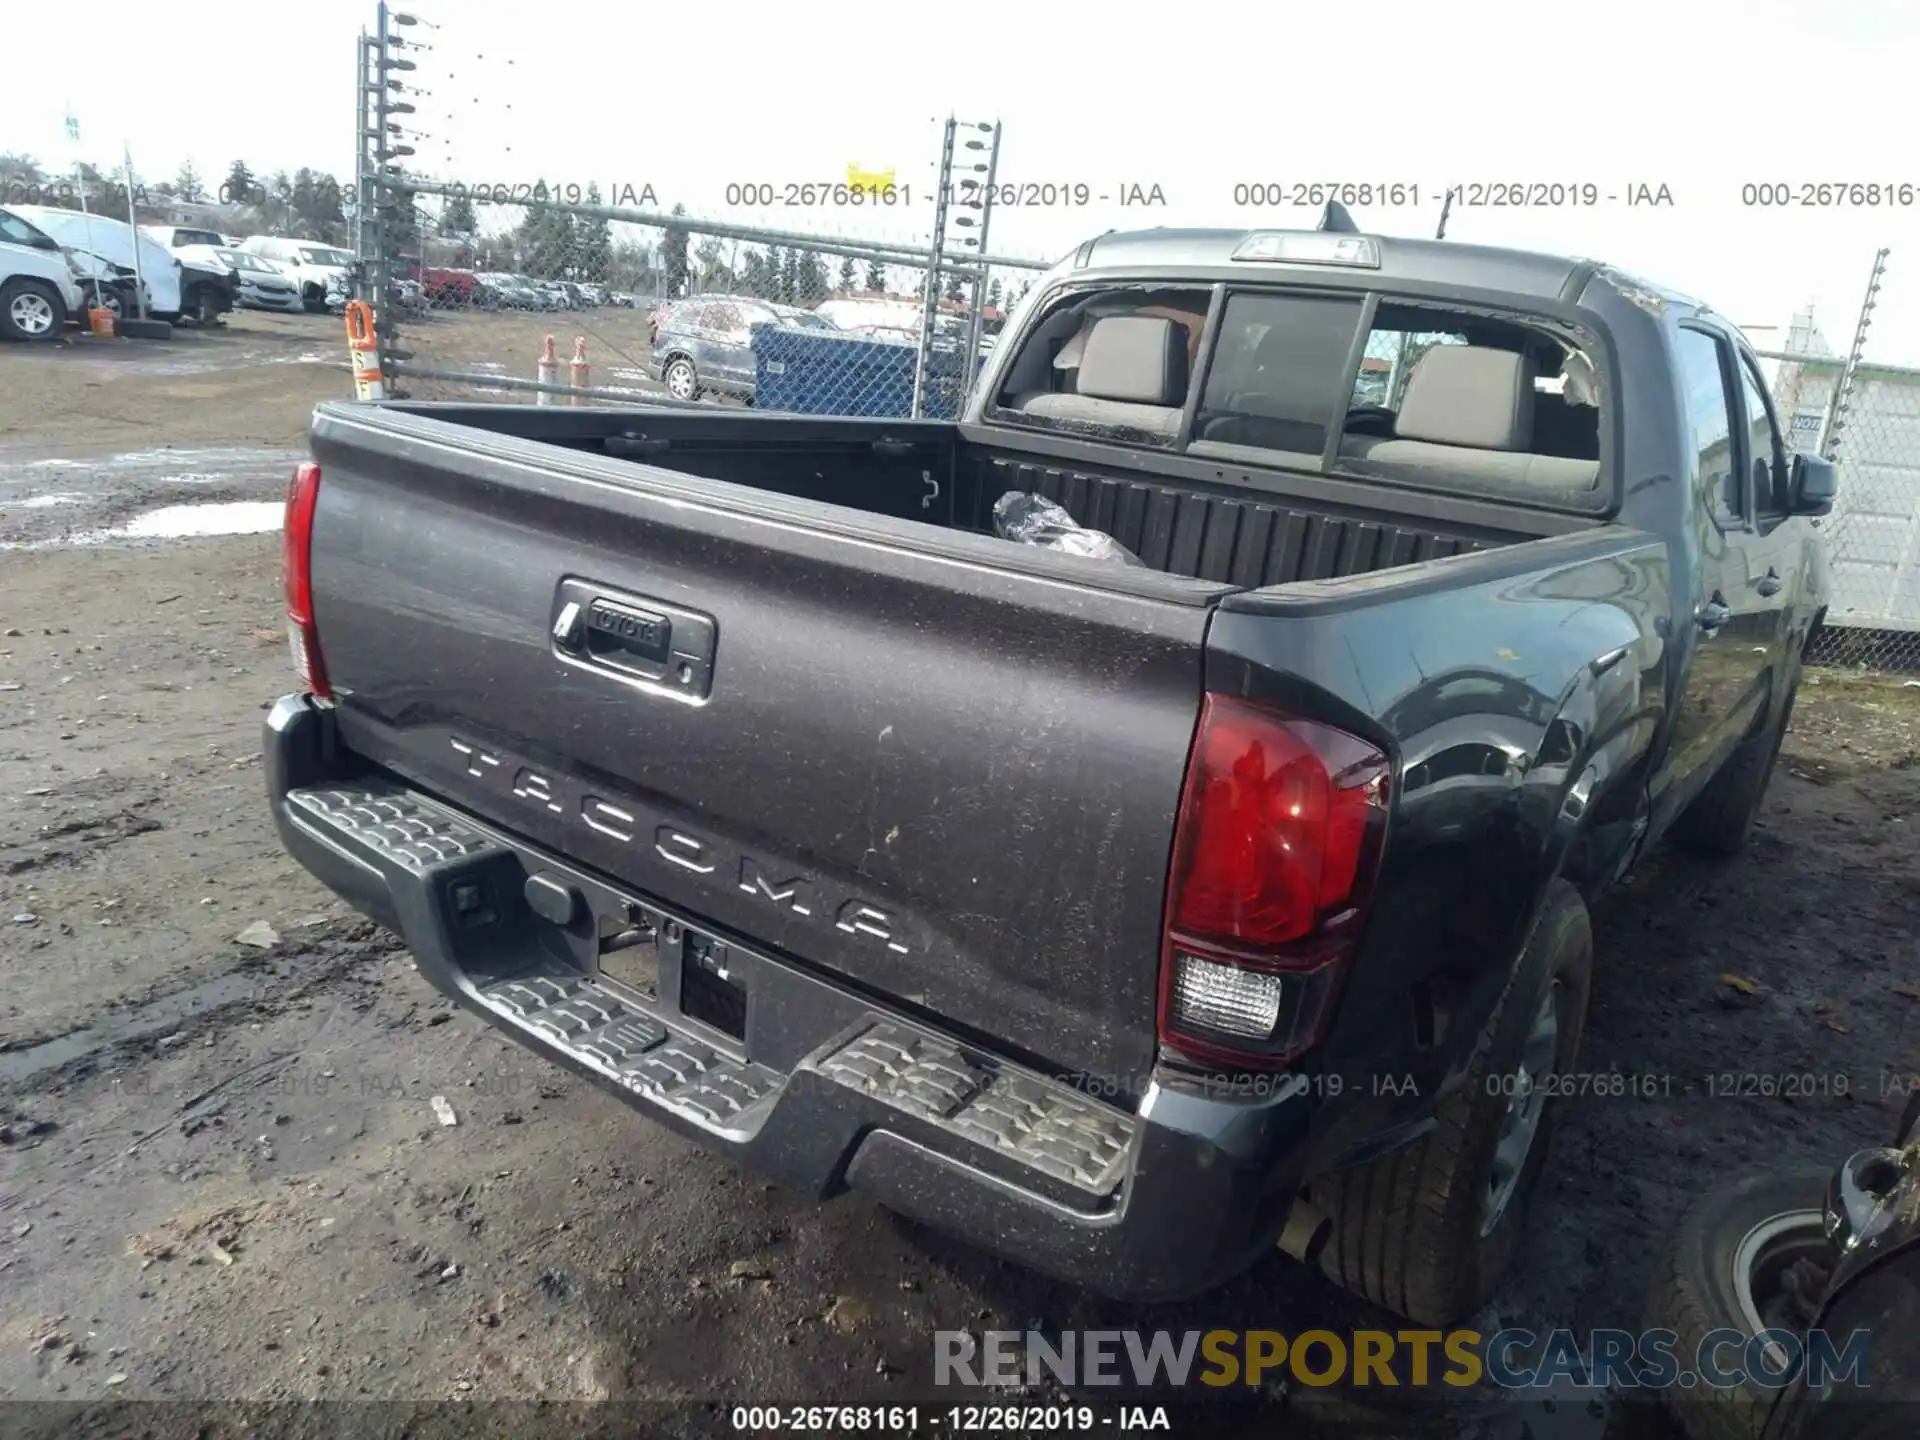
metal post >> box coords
[1822,247,1889,461]
[912,118,958,420]
[70,165,109,314]
[962,122,1001,370]
[371,1,392,314]
[121,145,150,321]
[353,32,369,276]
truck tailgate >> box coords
[305,406,1231,1087]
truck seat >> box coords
[1340,345,1600,492]
[1011,316,1189,441]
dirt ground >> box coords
[2,315,1919,1438]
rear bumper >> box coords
[264,694,1312,1300]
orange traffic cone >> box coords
[536,335,558,405]
[569,337,589,405]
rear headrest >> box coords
[1397,345,1537,450]
[1075,316,1188,406]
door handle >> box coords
[1697,598,1732,632]
[1756,569,1783,598]
[871,438,914,457]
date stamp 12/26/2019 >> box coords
[1229,181,1677,209]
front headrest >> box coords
[1075,315,1189,406]
[1396,345,1538,450]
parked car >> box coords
[265,222,1833,1318]
[10,204,234,326]
[532,280,574,311]
[209,249,304,312]
[648,295,812,400]
[238,236,351,313]
[0,206,89,341]
[144,224,229,251]
[421,267,477,308]
[476,273,543,310]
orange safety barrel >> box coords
[344,300,385,400]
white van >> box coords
[238,237,351,312]
[10,205,189,320]
[0,207,88,341]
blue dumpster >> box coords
[751,326,984,418]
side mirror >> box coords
[1788,451,1837,517]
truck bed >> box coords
[400,402,1594,586]
[299,400,1595,1091]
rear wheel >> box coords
[1,279,66,341]
[1314,880,1594,1325]
[664,356,699,401]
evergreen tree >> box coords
[442,191,478,235]
[741,248,772,298]
[577,183,614,280]
[864,257,886,293]
[838,254,856,293]
[800,251,830,305]
[222,159,256,205]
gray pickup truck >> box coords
[264,223,1833,1323]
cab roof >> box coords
[1065,227,1700,310]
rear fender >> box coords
[1202,529,1669,1171]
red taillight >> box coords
[1159,695,1389,1068]
[283,461,331,699]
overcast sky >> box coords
[9,0,1918,358]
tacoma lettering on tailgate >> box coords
[447,735,913,956]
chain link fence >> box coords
[1755,261,1920,671]
[371,182,1047,419]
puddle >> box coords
[6,494,83,509]
[111,502,283,539]
[0,969,270,1086]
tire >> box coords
[1764,1248,1920,1440]
[663,356,699,401]
[1673,668,1799,855]
[1314,879,1594,1325]
[187,286,224,327]
[1644,1169,1832,1440]
[117,318,174,341]
[1,278,67,342]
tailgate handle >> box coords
[606,434,670,457]
[871,438,913,457]
[550,579,717,703]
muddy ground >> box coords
[2,315,1919,1438]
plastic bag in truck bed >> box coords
[990,491,1144,566]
